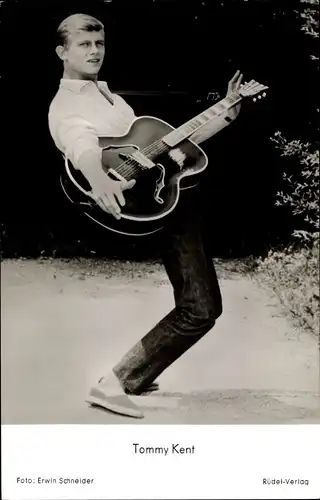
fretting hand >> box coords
[226,69,243,120]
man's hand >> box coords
[227,69,243,95]
[90,174,136,219]
[226,69,243,120]
[76,150,136,219]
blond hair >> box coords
[56,13,104,46]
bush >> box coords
[272,132,319,238]
[256,240,319,334]
[273,0,319,240]
[256,0,319,334]
[256,129,319,335]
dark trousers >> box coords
[113,188,223,393]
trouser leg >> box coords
[113,190,222,393]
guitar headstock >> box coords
[239,79,268,102]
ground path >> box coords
[2,258,319,424]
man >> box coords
[49,13,244,419]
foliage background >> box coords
[254,0,319,336]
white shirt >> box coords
[48,79,136,168]
[48,78,230,169]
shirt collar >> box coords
[60,79,112,95]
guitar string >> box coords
[114,106,212,179]
[117,103,225,178]
[115,105,221,179]
[104,84,263,180]
[114,90,246,179]
[115,139,167,179]
[115,91,242,177]
[115,90,247,179]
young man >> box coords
[49,13,244,418]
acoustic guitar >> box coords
[60,79,268,236]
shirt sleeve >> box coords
[58,114,102,168]
[49,109,102,168]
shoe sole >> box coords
[86,393,144,419]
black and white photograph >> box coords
[1,0,319,497]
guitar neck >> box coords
[163,90,242,148]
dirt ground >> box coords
[1,258,319,424]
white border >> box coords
[2,424,320,499]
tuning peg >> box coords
[252,92,267,102]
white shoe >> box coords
[86,373,144,419]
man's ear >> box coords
[56,45,66,61]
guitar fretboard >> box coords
[163,90,242,148]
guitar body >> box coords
[60,116,208,236]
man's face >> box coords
[61,30,105,79]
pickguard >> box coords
[168,147,187,170]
